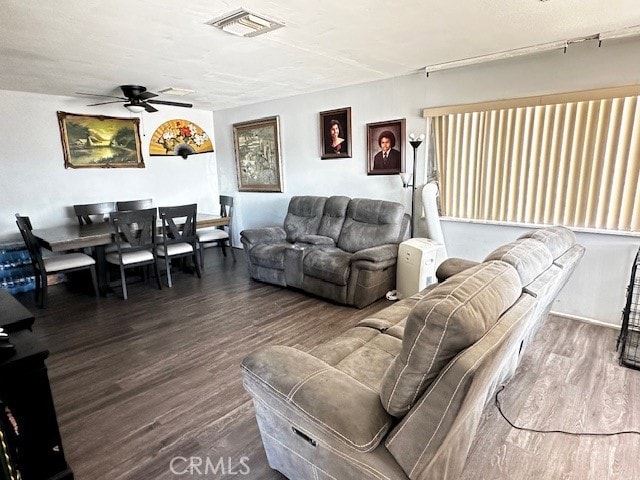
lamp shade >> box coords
[399,172,412,187]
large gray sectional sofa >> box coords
[241,226,585,479]
[240,196,407,308]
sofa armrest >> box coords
[296,234,336,246]
[351,244,399,264]
[241,345,393,452]
[435,257,480,282]
[240,226,286,245]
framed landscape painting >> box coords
[233,116,283,192]
[57,112,144,169]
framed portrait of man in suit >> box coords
[366,118,406,175]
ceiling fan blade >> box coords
[138,91,158,100]
[147,99,193,108]
[86,100,125,106]
[143,102,158,113]
[76,92,127,100]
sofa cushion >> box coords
[318,195,350,242]
[484,238,553,287]
[518,225,576,259]
[249,242,289,270]
[379,260,522,417]
[284,196,327,243]
[338,199,404,253]
[295,234,335,246]
[435,258,480,282]
[303,247,353,285]
[242,345,394,452]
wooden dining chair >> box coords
[73,202,116,225]
[106,208,161,300]
[116,199,153,211]
[15,214,99,308]
[197,195,236,269]
[157,204,201,287]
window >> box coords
[426,86,640,233]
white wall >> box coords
[0,90,219,241]
[213,37,640,326]
[213,74,428,243]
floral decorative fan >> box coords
[149,119,214,158]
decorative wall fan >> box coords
[77,85,193,113]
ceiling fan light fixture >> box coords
[207,8,284,37]
[124,103,146,113]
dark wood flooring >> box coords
[14,250,640,480]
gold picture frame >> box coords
[57,111,144,169]
[233,116,283,192]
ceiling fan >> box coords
[77,85,193,113]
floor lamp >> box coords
[406,133,425,238]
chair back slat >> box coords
[220,195,233,218]
[15,214,45,274]
[74,202,116,225]
[159,204,197,245]
[110,208,157,253]
[116,199,154,211]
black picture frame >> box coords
[367,118,406,175]
[320,107,352,159]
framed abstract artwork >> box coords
[233,116,283,192]
[319,107,352,159]
[57,112,144,168]
[366,118,406,175]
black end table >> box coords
[0,290,35,333]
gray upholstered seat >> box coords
[241,195,407,307]
[303,248,353,285]
[242,226,585,480]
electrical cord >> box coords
[494,385,640,437]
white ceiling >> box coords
[2,0,640,111]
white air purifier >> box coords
[396,238,447,299]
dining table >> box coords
[32,213,229,295]
[33,213,228,252]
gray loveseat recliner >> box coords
[240,196,407,308]
[241,226,585,479]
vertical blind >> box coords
[431,95,640,232]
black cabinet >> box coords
[0,289,35,333]
[0,304,72,480]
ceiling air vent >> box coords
[207,8,284,37]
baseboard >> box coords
[550,310,620,330]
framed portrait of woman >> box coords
[367,118,406,175]
[319,107,352,159]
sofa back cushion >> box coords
[484,238,553,287]
[518,225,576,259]
[337,199,404,253]
[318,196,350,242]
[380,260,522,417]
[283,196,327,243]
